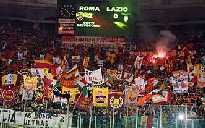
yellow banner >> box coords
[23,75,37,89]
[61,87,78,103]
[2,74,17,85]
[93,87,108,107]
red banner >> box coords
[0,86,18,105]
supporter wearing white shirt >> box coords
[53,56,61,65]
[134,55,143,70]
[17,51,24,60]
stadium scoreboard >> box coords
[57,0,135,37]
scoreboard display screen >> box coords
[58,0,136,37]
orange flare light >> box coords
[154,47,166,58]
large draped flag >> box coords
[93,87,109,107]
[193,64,200,77]
[137,87,171,106]
[60,79,75,88]
[2,74,18,85]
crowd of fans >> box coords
[0,21,204,122]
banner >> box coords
[61,87,78,103]
[23,75,37,90]
[62,36,126,46]
[75,94,92,112]
[91,68,104,83]
[24,112,66,128]
[93,87,109,107]
[134,77,146,94]
[105,69,118,84]
[109,91,124,109]
[53,95,68,104]
[60,79,75,88]
[171,70,189,93]
[2,74,17,85]
[34,60,52,65]
[125,86,139,105]
[106,69,118,78]
[0,87,17,105]
[85,68,104,85]
[0,109,67,128]
[0,109,24,125]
